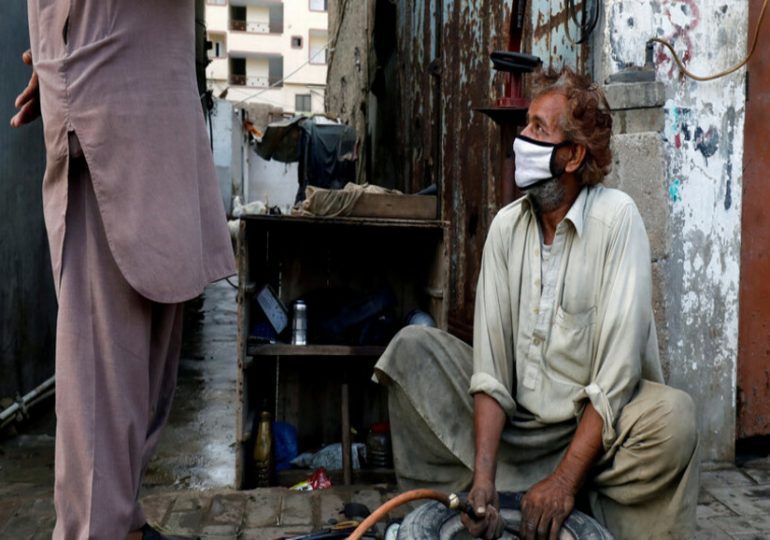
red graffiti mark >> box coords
[675,133,682,149]
[656,0,701,80]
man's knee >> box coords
[391,325,434,349]
[642,385,698,473]
[386,325,446,363]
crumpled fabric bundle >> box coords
[290,442,368,470]
[291,182,401,218]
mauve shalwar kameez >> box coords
[26,1,235,538]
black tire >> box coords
[396,492,614,540]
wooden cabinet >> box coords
[235,215,448,488]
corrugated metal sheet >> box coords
[381,0,588,337]
[0,2,56,398]
[391,0,510,337]
[531,0,588,70]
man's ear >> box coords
[564,143,587,174]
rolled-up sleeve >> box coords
[470,213,517,417]
[573,203,650,448]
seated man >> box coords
[373,67,698,540]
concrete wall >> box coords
[0,1,57,399]
[246,153,298,212]
[210,99,240,215]
[325,0,371,183]
[531,0,747,463]
[599,0,748,462]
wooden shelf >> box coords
[239,213,447,230]
[248,342,387,357]
[276,467,396,488]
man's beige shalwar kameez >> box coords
[26,1,235,538]
[375,185,699,539]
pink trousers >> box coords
[52,136,184,539]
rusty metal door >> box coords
[393,1,510,339]
[737,0,770,439]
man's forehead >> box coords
[527,92,568,124]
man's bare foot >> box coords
[126,530,143,540]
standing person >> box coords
[373,67,699,540]
[11,2,235,539]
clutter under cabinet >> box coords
[235,214,448,489]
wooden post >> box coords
[341,381,352,485]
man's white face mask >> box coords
[513,135,572,189]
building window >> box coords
[309,29,328,65]
[208,34,226,59]
[309,0,327,12]
[295,94,312,113]
[291,36,303,49]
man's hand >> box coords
[10,49,41,128]
[519,474,575,540]
[461,477,505,539]
[520,403,604,540]
[463,393,508,538]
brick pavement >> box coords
[4,282,770,538]
[5,461,770,538]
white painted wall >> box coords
[602,0,747,462]
[209,99,240,214]
[246,152,298,212]
[528,0,748,462]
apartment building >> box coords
[205,0,328,114]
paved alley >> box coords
[2,280,770,539]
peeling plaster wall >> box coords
[601,0,748,462]
[531,0,747,462]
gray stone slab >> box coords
[201,523,240,537]
[604,81,666,111]
[701,469,756,490]
[171,493,212,513]
[697,498,736,520]
[0,498,55,539]
[738,457,770,470]
[351,488,385,519]
[280,492,315,526]
[695,520,735,540]
[0,497,21,530]
[141,493,176,528]
[205,494,246,526]
[605,132,669,261]
[742,467,770,485]
[319,492,346,525]
[243,490,283,528]
[708,485,770,517]
[612,108,664,134]
[164,510,203,536]
[240,526,312,539]
[707,514,770,537]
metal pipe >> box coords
[0,375,56,429]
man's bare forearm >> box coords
[473,392,507,483]
[551,402,604,492]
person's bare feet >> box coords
[126,530,143,540]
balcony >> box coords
[228,74,282,88]
[230,20,272,34]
